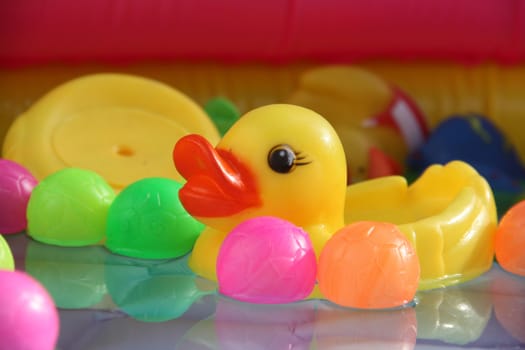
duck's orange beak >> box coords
[173,134,261,217]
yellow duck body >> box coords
[174,104,347,281]
[173,104,497,290]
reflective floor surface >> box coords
[5,233,525,350]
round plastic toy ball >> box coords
[318,221,420,309]
[26,168,115,246]
[0,159,38,234]
[217,216,317,304]
[0,270,59,350]
[106,177,204,259]
[495,200,525,276]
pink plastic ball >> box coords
[217,216,317,304]
[0,159,38,234]
[0,270,59,350]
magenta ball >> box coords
[0,159,38,234]
[0,270,59,350]
[217,216,317,304]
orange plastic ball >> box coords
[495,200,525,276]
[318,221,420,309]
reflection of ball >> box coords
[217,216,317,304]
[25,240,108,309]
[105,253,206,322]
[27,168,115,246]
[0,159,38,234]
[0,270,59,350]
[106,178,204,259]
[495,200,525,276]
[491,268,525,343]
[318,221,420,309]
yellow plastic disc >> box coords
[2,74,220,190]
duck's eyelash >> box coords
[294,151,312,166]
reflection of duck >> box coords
[173,104,497,291]
[287,66,429,183]
[415,287,492,345]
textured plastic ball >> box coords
[0,270,59,350]
[26,168,115,246]
[106,177,204,259]
[217,216,317,304]
[318,221,420,309]
[495,200,525,276]
[0,234,14,270]
[0,159,38,234]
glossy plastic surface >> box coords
[318,221,420,309]
[176,104,496,292]
[0,270,59,350]
[174,104,347,281]
[0,158,37,234]
[4,233,524,349]
[173,134,261,218]
[345,161,498,290]
[495,200,525,276]
[217,216,316,304]
[106,178,204,259]
[26,168,115,246]
[2,74,220,190]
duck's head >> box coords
[173,104,347,234]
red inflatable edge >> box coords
[0,0,524,66]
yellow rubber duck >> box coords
[2,73,220,191]
[173,104,497,290]
[174,104,347,281]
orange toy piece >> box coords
[495,200,525,276]
[318,221,420,309]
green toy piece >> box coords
[26,168,116,246]
[204,97,241,136]
[105,178,204,259]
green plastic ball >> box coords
[27,168,115,246]
[0,234,14,270]
[105,177,204,259]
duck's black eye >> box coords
[268,144,296,173]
